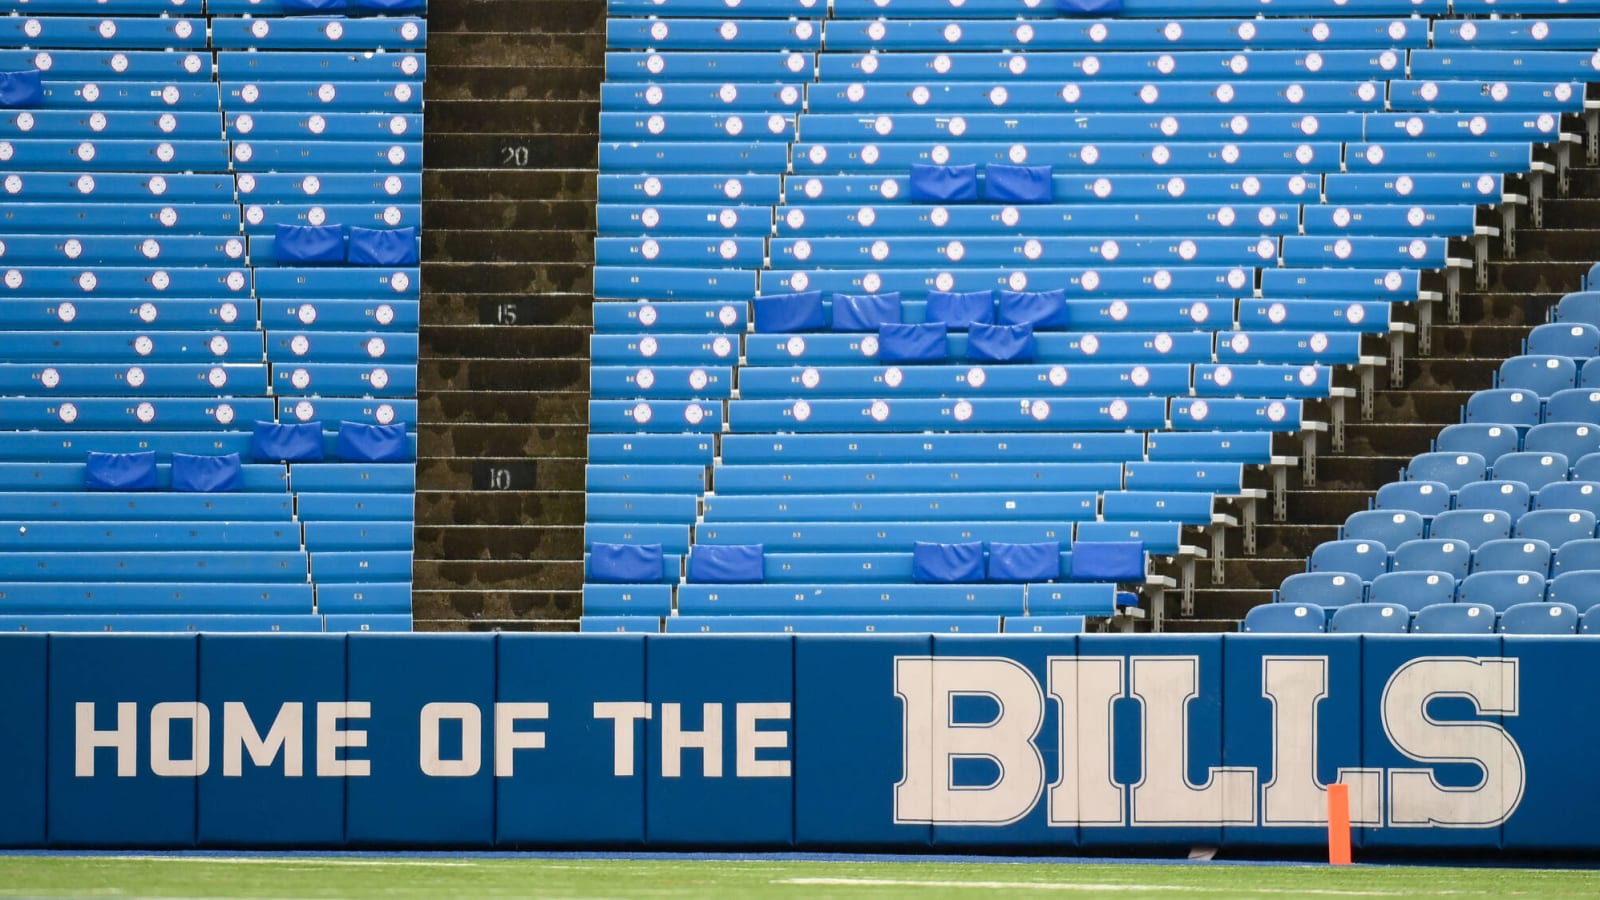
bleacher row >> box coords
[593,0,1543,633]
[1251,285,1600,636]
[0,0,424,633]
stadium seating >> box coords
[0,2,425,631]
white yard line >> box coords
[774,877,1488,896]
[83,857,477,868]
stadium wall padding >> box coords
[1,632,1592,851]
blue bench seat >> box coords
[804,81,1381,114]
[232,140,422,173]
[596,204,774,238]
[694,520,1074,553]
[227,112,422,142]
[0,234,246,267]
[315,582,413,615]
[266,331,419,363]
[678,581,1024,616]
[245,204,422,235]
[742,332,1215,367]
[263,299,421,332]
[210,17,426,51]
[733,363,1191,400]
[0,582,312,615]
[295,493,416,522]
[720,431,1145,464]
[786,141,1335,176]
[290,464,415,494]
[224,81,423,112]
[323,613,411,632]
[0,16,206,49]
[588,433,715,465]
[0,492,293,520]
[0,110,222,140]
[303,521,414,552]
[0,49,212,80]
[817,18,1428,53]
[769,203,1296,239]
[0,521,300,552]
[793,112,1367,143]
[702,491,1102,522]
[0,172,233,202]
[662,615,1003,634]
[754,266,1250,300]
[0,139,229,171]
[0,266,251,299]
[0,397,275,431]
[0,430,415,462]
[272,362,417,397]
[810,50,1412,83]
[0,202,239,234]
[0,300,258,331]
[217,51,426,82]
[275,397,417,429]
[0,613,324,633]
[309,551,412,582]
[711,462,1124,494]
[726,396,1171,433]
[239,172,422,203]
[38,81,220,110]
[0,551,307,582]
[782,173,1319,205]
[590,365,733,399]
[0,462,285,492]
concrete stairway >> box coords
[414,0,603,630]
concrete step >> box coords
[425,199,594,233]
[429,0,605,34]
[421,324,589,358]
[427,64,601,101]
[416,488,586,526]
[424,259,591,293]
[1454,291,1562,327]
[1339,423,1446,457]
[1505,227,1600,262]
[415,558,583,591]
[1159,617,1244,634]
[1424,323,1536,360]
[416,458,585,493]
[1187,588,1274,621]
[426,133,598,170]
[416,523,584,561]
[1250,523,1344,559]
[430,99,600,135]
[425,170,596,204]
[1369,386,1473,422]
[423,292,592,327]
[419,390,587,426]
[420,357,589,392]
[1484,259,1590,294]
[428,31,605,68]
[426,228,594,266]
[415,423,588,461]
[413,588,582,622]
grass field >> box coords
[0,855,1596,900]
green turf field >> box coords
[0,856,1595,900]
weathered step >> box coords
[427,31,605,68]
[1543,199,1600,230]
[1281,489,1376,530]
[416,488,586,526]
[1485,260,1591,294]
[423,293,592,328]
[428,65,602,102]
[415,558,584,591]
[1425,323,1537,360]
[429,99,600,135]
[416,523,584,561]
[415,423,588,461]
[425,260,593,294]
[1507,227,1600,262]
[425,170,596,203]
[1371,387,1474,422]
[418,390,587,426]
[1187,588,1273,622]
[1193,555,1305,591]
[425,229,595,265]
[1252,524,1344,559]
[421,357,589,392]
[1454,291,1563,327]
[427,196,598,232]
[416,457,585,493]
[413,589,582,623]
[1340,422,1447,457]
[1160,618,1243,634]
[421,324,588,358]
[1311,454,1409,491]
[429,0,606,35]
[426,133,599,170]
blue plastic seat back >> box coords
[1278,572,1364,608]
[1497,358,1575,398]
[1406,451,1488,491]
[1493,451,1570,491]
[1527,322,1600,359]
[1535,481,1600,517]
[1242,602,1325,634]
[1374,480,1451,518]
[1524,422,1600,461]
[1548,570,1600,606]
[1554,538,1600,576]
[1342,509,1424,550]
[1436,423,1520,461]
[1557,293,1600,328]
[1390,538,1472,580]
[1456,570,1546,612]
[1470,538,1552,576]
[1499,601,1579,635]
[1514,508,1598,547]
[1329,602,1410,634]
[1308,539,1388,582]
[1429,508,1513,549]
[1412,601,1497,635]
[1545,388,1600,425]
[1585,602,1600,634]
[1367,570,1457,612]
[1467,388,1543,427]
[1455,480,1530,521]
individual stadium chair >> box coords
[1277,572,1364,608]
[1435,423,1520,462]
[1535,481,1600,517]
[1465,388,1543,428]
[1368,571,1459,613]
[1404,451,1488,491]
[1500,601,1579,635]
[1429,509,1514,549]
[1523,423,1600,461]
[1545,388,1600,425]
[1456,570,1547,612]
[1497,357,1576,398]
[1514,508,1599,547]
[1527,322,1600,360]
[1470,538,1552,577]
[1342,509,1425,550]
[1375,480,1451,518]
[1585,604,1600,635]
[1556,292,1600,327]
[1329,602,1411,635]
[1412,602,1497,635]
[1391,539,1472,580]
[1242,602,1326,634]
[1554,538,1600,577]
[1545,570,1600,607]
[1455,480,1531,522]
[1492,452,1570,491]
[1576,452,1600,483]
[1308,539,1388,583]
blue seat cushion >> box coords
[252,420,325,463]
[878,322,948,363]
[831,292,902,332]
[590,542,665,584]
[688,544,765,583]
[989,541,1061,583]
[967,322,1037,362]
[274,224,345,265]
[925,290,995,330]
[171,452,244,493]
[347,226,419,266]
[1070,542,1144,582]
[998,289,1069,329]
[336,421,410,462]
[0,69,42,108]
[84,451,157,491]
[1058,0,1123,13]
[754,290,825,333]
[909,164,978,203]
[984,164,1054,204]
[913,541,985,583]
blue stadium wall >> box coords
[0,632,1588,852]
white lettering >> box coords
[149,701,209,777]
[662,702,723,778]
[1383,657,1525,828]
[419,702,481,778]
[1260,657,1382,827]
[1047,657,1124,826]
[1130,656,1256,825]
[494,702,548,777]
[316,701,370,777]
[593,701,652,777]
[735,702,791,778]
[223,701,302,777]
[894,656,1045,826]
[75,701,137,777]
